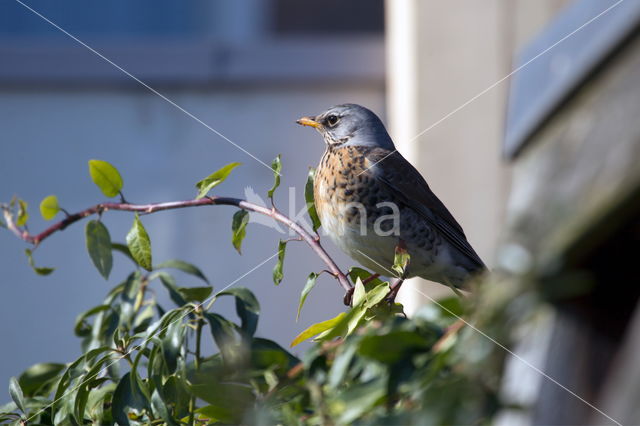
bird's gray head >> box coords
[297,104,395,150]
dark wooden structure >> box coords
[503,0,640,424]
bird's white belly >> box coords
[320,204,398,276]
[319,200,464,283]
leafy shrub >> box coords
[0,159,503,425]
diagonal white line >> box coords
[13,0,279,175]
[408,0,624,144]
[355,249,621,425]
[26,250,280,422]
[358,0,625,176]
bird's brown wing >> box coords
[366,148,485,270]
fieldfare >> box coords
[297,104,486,297]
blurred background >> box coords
[0,0,385,389]
[8,0,635,424]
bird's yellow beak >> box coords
[296,116,321,129]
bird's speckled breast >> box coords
[313,145,401,272]
[312,145,447,281]
[314,145,374,232]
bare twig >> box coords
[1,196,352,294]
[362,273,381,285]
[432,318,466,353]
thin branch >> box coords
[189,311,204,426]
[283,236,304,244]
[362,273,381,285]
[1,196,352,294]
[432,318,465,353]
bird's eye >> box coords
[326,115,339,127]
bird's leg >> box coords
[386,277,405,303]
[343,287,354,306]
[386,240,409,303]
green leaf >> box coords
[88,159,123,198]
[85,383,117,424]
[433,296,465,318]
[39,195,60,221]
[352,277,366,307]
[392,245,410,277]
[305,167,321,232]
[118,272,143,330]
[317,282,390,342]
[190,383,254,424]
[363,282,391,309]
[24,249,54,276]
[133,304,155,334]
[358,331,429,364]
[312,282,391,345]
[150,389,176,426]
[16,199,28,227]
[154,259,209,284]
[337,378,387,424]
[296,272,318,321]
[348,267,384,287]
[316,305,367,342]
[85,220,113,280]
[157,273,188,307]
[328,344,358,389]
[195,405,234,424]
[53,395,74,425]
[162,319,185,374]
[250,338,300,372]
[74,305,111,337]
[267,155,282,199]
[205,313,239,364]
[54,349,107,404]
[9,377,26,414]
[186,356,224,389]
[111,372,148,425]
[291,312,346,347]
[273,239,287,285]
[73,373,107,425]
[231,210,249,254]
[18,363,66,397]
[162,375,191,423]
[195,162,241,199]
[126,214,152,271]
[218,287,260,337]
[178,286,213,303]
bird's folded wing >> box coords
[367,149,485,270]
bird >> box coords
[296,104,486,299]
